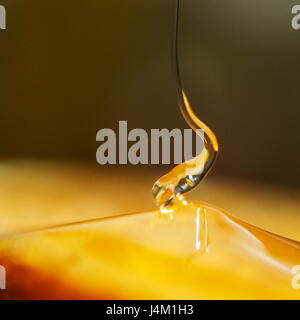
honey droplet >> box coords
[152,0,218,208]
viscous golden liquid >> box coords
[0,200,299,299]
[152,0,218,208]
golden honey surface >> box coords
[0,197,299,299]
[1,162,299,241]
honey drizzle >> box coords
[195,207,209,253]
[152,0,218,208]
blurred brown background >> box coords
[0,0,299,188]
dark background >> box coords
[0,0,299,188]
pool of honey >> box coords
[0,198,299,299]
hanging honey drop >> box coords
[152,0,218,208]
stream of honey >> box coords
[152,0,218,208]
[0,0,299,299]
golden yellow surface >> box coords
[0,160,299,240]
[0,160,299,299]
[0,200,299,299]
